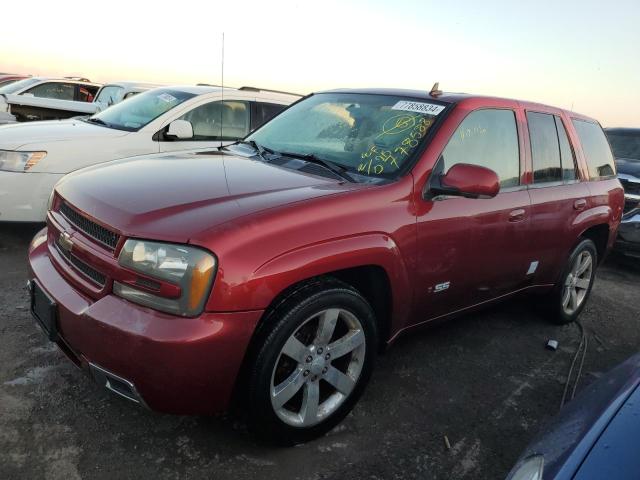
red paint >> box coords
[441,163,500,198]
[28,92,625,414]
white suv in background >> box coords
[0,77,102,123]
[0,85,300,221]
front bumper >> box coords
[0,171,63,222]
[28,228,263,415]
[615,211,640,258]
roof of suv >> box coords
[321,88,597,122]
[161,85,301,103]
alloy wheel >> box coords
[270,308,366,427]
[562,250,594,315]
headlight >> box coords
[47,189,55,211]
[508,455,544,480]
[0,150,47,172]
[114,239,217,317]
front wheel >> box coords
[546,238,598,324]
[246,279,378,444]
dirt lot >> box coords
[1,222,639,480]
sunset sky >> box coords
[2,0,638,127]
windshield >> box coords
[0,77,40,95]
[247,93,445,179]
[89,88,196,131]
[606,131,640,161]
[95,85,124,106]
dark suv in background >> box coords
[606,128,640,258]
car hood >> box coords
[616,158,640,179]
[0,119,128,150]
[573,382,640,480]
[55,152,363,243]
[507,353,640,480]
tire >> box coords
[245,278,378,445]
[545,238,598,324]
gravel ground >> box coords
[1,222,639,480]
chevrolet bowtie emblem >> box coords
[58,231,73,252]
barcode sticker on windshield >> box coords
[158,93,177,103]
[392,101,445,115]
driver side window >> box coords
[441,109,520,188]
[177,100,250,141]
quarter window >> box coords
[441,109,520,188]
[572,119,617,179]
[556,117,577,181]
[178,100,250,140]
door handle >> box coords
[574,199,587,211]
[508,209,526,222]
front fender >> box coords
[208,233,413,334]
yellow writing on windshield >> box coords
[358,117,433,175]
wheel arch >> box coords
[578,223,610,263]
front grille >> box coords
[59,202,119,250]
[620,178,640,196]
[55,240,107,287]
[624,199,640,215]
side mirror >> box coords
[429,163,500,199]
[165,120,193,140]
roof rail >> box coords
[196,83,223,87]
[239,86,302,96]
[64,76,91,82]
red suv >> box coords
[28,88,624,443]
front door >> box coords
[158,99,251,153]
[414,107,532,319]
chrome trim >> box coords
[89,362,148,408]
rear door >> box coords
[525,109,591,284]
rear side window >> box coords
[527,112,577,183]
[251,102,286,130]
[572,119,616,179]
[441,109,520,188]
[25,82,75,100]
[528,112,562,183]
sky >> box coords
[1,0,639,126]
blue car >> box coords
[506,353,640,480]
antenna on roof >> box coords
[220,32,224,141]
[429,82,442,98]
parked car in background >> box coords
[506,353,640,480]
[605,128,640,258]
[92,81,162,110]
[0,85,299,221]
[0,77,101,123]
[0,75,34,122]
[0,73,30,88]
[27,88,623,443]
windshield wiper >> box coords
[277,151,356,182]
[228,140,272,162]
[85,117,109,127]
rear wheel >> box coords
[545,238,598,324]
[246,279,377,444]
